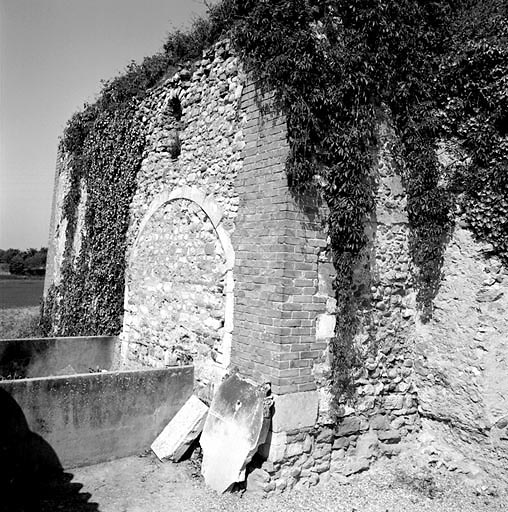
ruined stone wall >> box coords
[414,227,508,481]
[323,116,418,478]
[122,40,244,399]
[250,116,508,492]
[44,148,71,295]
[45,37,508,490]
[250,115,420,492]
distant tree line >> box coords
[0,248,47,276]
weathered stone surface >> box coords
[200,375,268,492]
[271,391,318,433]
[316,427,333,444]
[151,395,208,462]
[316,314,336,340]
[332,437,350,450]
[384,395,404,410]
[355,431,379,458]
[46,36,508,491]
[370,414,390,430]
[119,41,245,401]
[377,430,401,444]
[245,468,271,494]
[258,431,287,462]
[336,417,361,436]
[334,456,370,476]
[415,227,508,480]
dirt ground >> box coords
[22,452,507,512]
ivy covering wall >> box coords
[42,4,233,336]
[44,0,507,403]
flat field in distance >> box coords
[0,277,44,309]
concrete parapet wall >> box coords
[0,365,193,469]
[0,335,118,379]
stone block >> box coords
[380,443,401,457]
[377,210,408,226]
[316,314,336,340]
[318,262,335,296]
[315,462,331,473]
[271,391,319,433]
[384,394,404,410]
[332,437,350,450]
[259,431,287,462]
[336,416,361,436]
[151,395,208,462]
[377,430,401,443]
[303,434,313,453]
[331,449,345,462]
[316,427,333,444]
[314,443,332,459]
[385,175,404,196]
[370,414,390,430]
[355,431,379,459]
[342,456,370,476]
[275,478,287,491]
[308,473,319,486]
[245,468,270,494]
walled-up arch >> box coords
[122,186,234,398]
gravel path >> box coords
[48,453,507,512]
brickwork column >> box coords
[231,82,334,492]
[231,81,329,396]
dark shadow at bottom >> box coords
[0,388,99,511]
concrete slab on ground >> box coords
[151,395,208,462]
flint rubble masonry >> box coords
[45,39,508,492]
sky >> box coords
[0,0,211,250]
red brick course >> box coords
[231,81,329,394]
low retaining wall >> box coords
[0,335,118,378]
[1,366,193,468]
[0,336,193,469]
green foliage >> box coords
[0,248,21,264]
[231,0,378,401]
[57,106,144,335]
[8,255,25,276]
[0,247,47,275]
[46,0,508,408]
[163,0,234,63]
[47,2,236,337]
[230,0,455,399]
[442,0,508,263]
[231,0,507,403]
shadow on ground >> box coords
[0,388,99,512]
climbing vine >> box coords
[228,0,507,403]
[43,3,234,336]
[229,0,457,399]
[442,0,508,264]
[44,1,508,407]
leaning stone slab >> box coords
[151,395,208,462]
[200,374,270,493]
